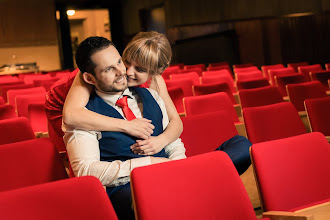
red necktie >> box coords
[116,96,136,121]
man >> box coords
[63,37,186,220]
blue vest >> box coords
[86,87,166,162]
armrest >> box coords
[234,122,247,138]
[294,200,330,220]
[233,104,242,119]
[34,132,49,138]
[298,111,311,133]
[283,96,289,101]
[233,92,240,104]
[263,211,313,220]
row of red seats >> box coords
[168,62,329,93]
[0,69,71,135]
[132,132,330,219]
[1,123,328,219]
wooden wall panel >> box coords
[0,0,57,47]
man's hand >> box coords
[149,156,171,164]
[130,136,165,155]
[123,118,154,139]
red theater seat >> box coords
[0,117,35,145]
[0,105,17,120]
[287,81,327,112]
[131,151,267,220]
[193,83,236,104]
[167,87,185,115]
[268,67,295,85]
[28,103,48,133]
[183,92,239,123]
[261,64,285,80]
[309,70,330,91]
[0,138,68,192]
[184,63,206,71]
[180,111,238,157]
[243,102,306,143]
[287,61,309,72]
[298,64,323,81]
[238,86,284,109]
[237,78,270,90]
[166,78,194,97]
[170,72,200,85]
[274,73,306,97]
[0,176,118,220]
[251,132,330,212]
[305,97,330,137]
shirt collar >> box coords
[95,88,134,107]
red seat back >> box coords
[287,81,327,111]
[0,138,68,192]
[165,78,194,97]
[7,87,46,107]
[131,151,260,220]
[251,132,330,211]
[274,73,306,97]
[181,111,238,157]
[261,64,285,80]
[184,63,206,71]
[287,61,309,72]
[309,70,330,91]
[0,176,118,220]
[179,67,203,77]
[237,78,270,90]
[200,74,236,93]
[268,67,295,85]
[193,83,236,104]
[167,87,184,114]
[0,83,33,102]
[0,117,35,145]
[243,102,306,143]
[298,64,323,80]
[0,97,5,105]
[235,70,264,81]
[239,86,284,109]
[184,92,239,122]
[162,66,180,79]
[305,97,330,136]
[0,105,17,120]
[170,72,200,85]
[16,93,46,118]
[28,103,48,133]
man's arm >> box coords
[65,129,153,187]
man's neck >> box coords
[95,88,132,107]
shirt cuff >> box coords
[130,156,152,171]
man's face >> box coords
[90,45,127,94]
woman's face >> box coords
[125,60,151,87]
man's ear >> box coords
[82,72,96,86]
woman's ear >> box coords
[82,72,96,86]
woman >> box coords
[62,31,182,155]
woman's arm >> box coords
[63,72,154,139]
[131,75,183,155]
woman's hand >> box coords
[124,118,154,139]
[130,136,165,155]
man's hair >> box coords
[75,36,115,75]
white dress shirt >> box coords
[63,87,186,187]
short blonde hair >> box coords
[122,31,172,76]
